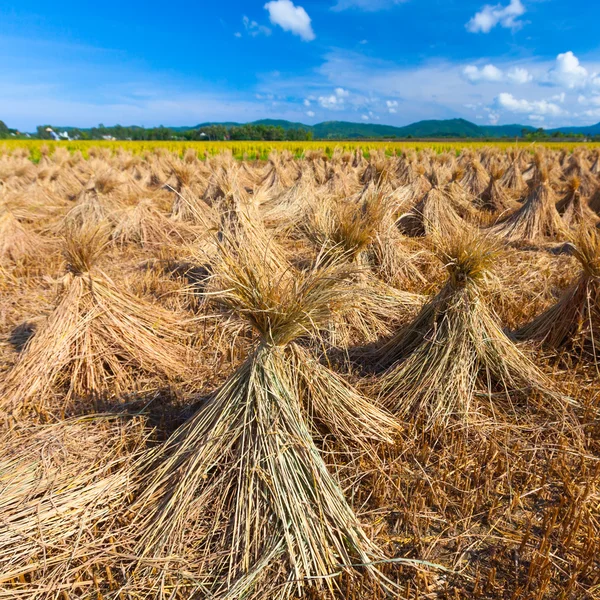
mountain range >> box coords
[15,117,600,140]
[184,118,600,139]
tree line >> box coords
[31,123,313,142]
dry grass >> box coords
[0,223,191,421]
[0,143,598,600]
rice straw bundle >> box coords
[0,211,51,265]
[490,166,567,244]
[460,156,489,197]
[377,233,567,430]
[515,226,600,362]
[556,176,598,228]
[0,224,190,421]
[398,171,472,238]
[443,168,480,222]
[62,183,115,230]
[302,190,424,343]
[111,198,199,248]
[500,154,528,198]
[478,166,519,216]
[125,237,399,599]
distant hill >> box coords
[548,123,600,136]
[15,117,600,140]
[183,118,541,139]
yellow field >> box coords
[2,138,600,161]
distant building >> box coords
[45,127,61,141]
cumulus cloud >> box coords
[463,64,532,84]
[242,16,272,37]
[548,51,588,89]
[306,110,315,117]
[264,0,315,41]
[507,67,533,84]
[466,0,525,34]
[463,64,503,83]
[386,100,398,113]
[318,95,341,109]
[318,88,350,109]
[496,92,564,116]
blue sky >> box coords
[1,0,600,130]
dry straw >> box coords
[491,163,567,244]
[124,234,400,598]
[377,232,569,430]
[515,226,600,363]
[0,222,190,420]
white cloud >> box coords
[496,92,564,116]
[487,110,500,124]
[463,64,532,84]
[578,95,600,106]
[317,88,350,110]
[463,64,504,83]
[361,114,370,120]
[528,114,545,122]
[234,32,242,38]
[318,94,341,109]
[466,0,525,34]
[386,99,398,113]
[264,0,315,41]
[551,92,566,103]
[304,98,311,106]
[507,67,532,84]
[306,110,315,117]
[549,51,588,89]
[242,15,272,37]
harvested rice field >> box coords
[0,142,599,599]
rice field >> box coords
[0,142,599,599]
[3,138,600,162]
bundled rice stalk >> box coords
[459,156,489,197]
[443,168,480,223]
[377,233,568,430]
[0,223,190,421]
[515,226,600,363]
[500,153,528,198]
[111,198,199,248]
[478,166,519,216]
[62,183,115,230]
[398,170,472,238]
[303,190,424,344]
[556,176,598,228]
[125,237,400,599]
[259,155,297,195]
[0,211,51,265]
[564,153,598,197]
[490,166,567,244]
[260,166,318,228]
[0,415,148,598]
